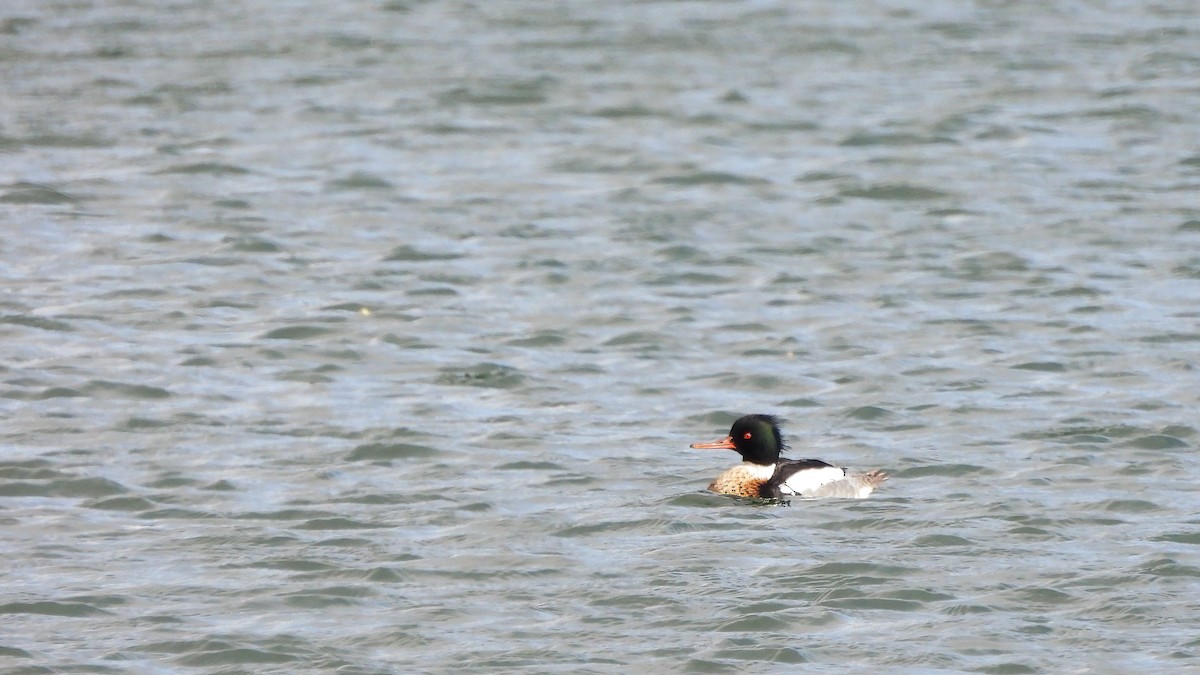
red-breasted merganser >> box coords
[690,414,887,499]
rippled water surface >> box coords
[4,1,1200,672]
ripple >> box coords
[909,534,976,548]
[1011,361,1067,372]
[844,405,893,420]
[31,386,88,399]
[283,585,375,608]
[175,645,297,667]
[943,604,996,615]
[382,245,463,262]
[325,171,392,190]
[0,181,77,204]
[0,461,61,480]
[83,380,171,399]
[715,614,794,632]
[346,442,439,461]
[1010,587,1076,606]
[1137,332,1200,343]
[157,162,250,175]
[1151,531,1200,545]
[436,362,526,389]
[235,509,338,521]
[83,496,158,511]
[652,171,769,186]
[796,561,917,579]
[0,601,112,617]
[820,596,925,611]
[1137,558,1200,577]
[224,235,281,253]
[558,516,688,539]
[838,131,955,146]
[662,492,740,508]
[261,325,334,340]
[437,78,552,106]
[295,518,385,530]
[838,183,952,201]
[1095,499,1165,513]
[52,477,129,498]
[1,314,74,331]
[506,330,567,347]
[138,508,217,520]
[602,330,670,348]
[896,463,993,478]
[1124,434,1189,450]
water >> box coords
[3,0,1199,672]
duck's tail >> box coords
[862,469,889,488]
[804,469,889,499]
[850,469,888,498]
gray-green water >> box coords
[3,1,1200,672]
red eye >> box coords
[743,432,752,439]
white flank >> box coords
[777,466,849,497]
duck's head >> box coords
[690,414,786,466]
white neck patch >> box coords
[741,461,777,481]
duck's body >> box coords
[707,460,887,499]
[692,414,887,500]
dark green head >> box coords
[690,414,787,465]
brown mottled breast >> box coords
[707,463,774,498]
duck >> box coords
[690,414,887,499]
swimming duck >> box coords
[690,414,887,499]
